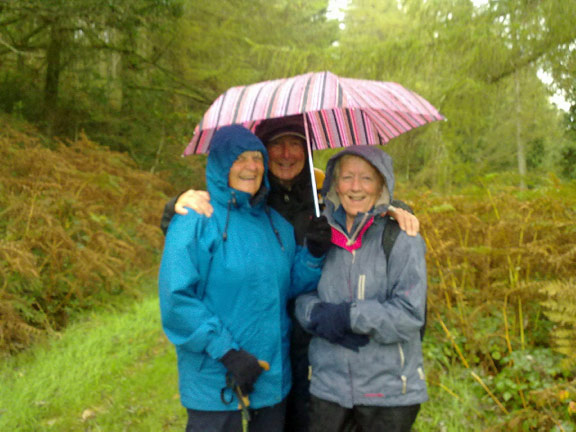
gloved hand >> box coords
[308,302,352,343]
[220,349,264,394]
[305,215,332,257]
[309,302,370,351]
[337,332,370,352]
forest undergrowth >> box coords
[399,177,576,430]
[1,117,575,430]
[0,115,175,353]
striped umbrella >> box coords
[183,71,444,155]
[183,71,444,215]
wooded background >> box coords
[2,1,576,429]
[1,0,575,190]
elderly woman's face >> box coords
[335,155,383,218]
[228,151,264,196]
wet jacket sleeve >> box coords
[288,245,324,299]
[158,213,239,359]
[350,232,427,344]
[294,291,323,332]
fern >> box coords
[0,119,175,352]
[540,279,576,362]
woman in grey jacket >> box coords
[296,146,428,432]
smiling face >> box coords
[266,135,306,186]
[228,151,265,196]
[334,155,384,228]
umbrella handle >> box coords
[304,115,321,217]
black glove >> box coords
[309,302,352,342]
[220,349,264,395]
[309,302,369,351]
[305,215,332,257]
[337,332,370,352]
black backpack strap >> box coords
[382,206,427,341]
[382,198,412,260]
[390,199,414,214]
[382,215,402,262]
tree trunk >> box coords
[44,21,64,136]
[515,72,527,189]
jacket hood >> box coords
[321,145,395,216]
[206,125,269,208]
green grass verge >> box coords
[0,293,490,432]
[0,289,185,431]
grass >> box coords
[0,280,185,431]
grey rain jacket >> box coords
[295,145,428,408]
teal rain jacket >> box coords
[296,146,428,409]
[159,125,323,411]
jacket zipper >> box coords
[347,250,356,299]
[348,360,355,406]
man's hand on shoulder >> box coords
[387,205,420,237]
[175,190,213,217]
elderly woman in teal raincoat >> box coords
[158,125,329,432]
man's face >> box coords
[266,135,306,183]
[335,155,383,218]
[228,151,264,196]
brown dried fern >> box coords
[1,119,176,351]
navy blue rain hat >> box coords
[254,114,306,145]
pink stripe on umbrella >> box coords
[345,83,415,132]
[183,71,444,156]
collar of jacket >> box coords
[266,163,314,218]
[326,203,377,248]
[330,215,375,252]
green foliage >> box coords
[493,349,565,408]
[335,0,576,187]
[2,0,575,184]
[395,178,576,430]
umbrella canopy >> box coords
[183,71,444,155]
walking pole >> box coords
[221,360,270,432]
